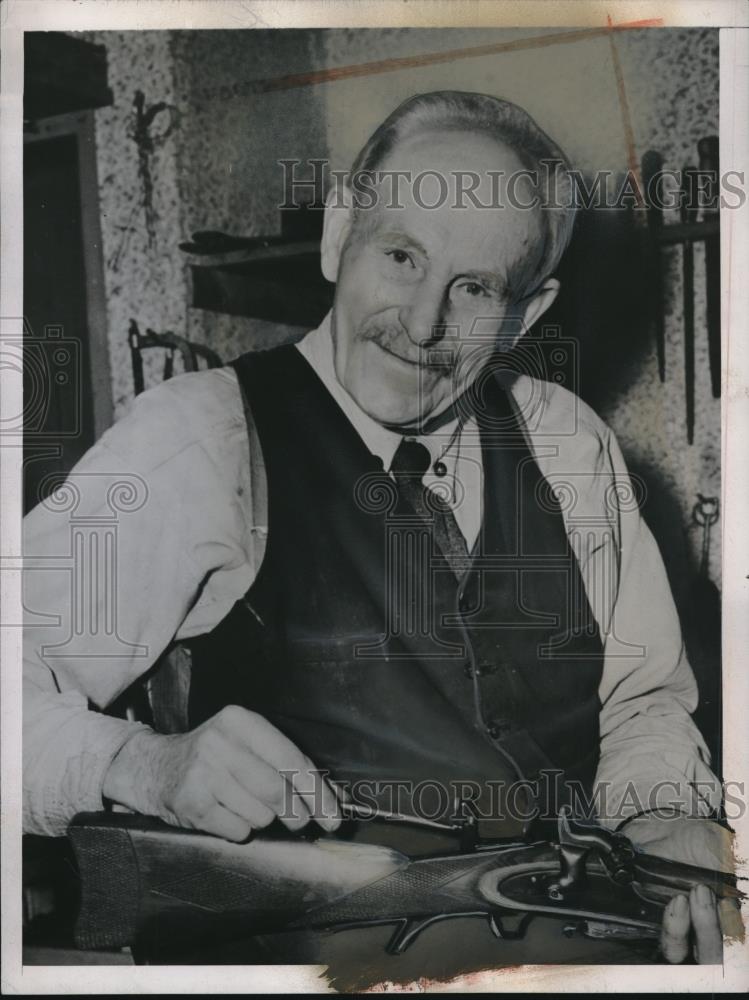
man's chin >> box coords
[348,381,447,429]
[336,340,451,427]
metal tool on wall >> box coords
[686,493,721,774]
[128,90,180,248]
[641,150,666,382]
[680,167,698,443]
[692,493,719,579]
[640,137,720,444]
[698,137,721,399]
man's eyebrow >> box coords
[373,229,429,257]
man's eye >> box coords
[385,249,414,267]
[456,281,489,298]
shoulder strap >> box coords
[234,362,268,573]
[146,364,269,734]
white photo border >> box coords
[2,1,747,993]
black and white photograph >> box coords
[2,0,748,993]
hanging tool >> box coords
[128,90,180,248]
[641,150,666,381]
[680,167,698,444]
[693,493,719,578]
[698,136,721,398]
[685,494,722,770]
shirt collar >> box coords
[296,312,462,474]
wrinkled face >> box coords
[325,130,550,427]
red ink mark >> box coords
[614,18,664,29]
[607,14,645,206]
[235,17,665,97]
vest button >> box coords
[464,662,474,679]
[466,661,487,678]
[487,719,513,740]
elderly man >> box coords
[24,92,732,973]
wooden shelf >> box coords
[181,231,333,326]
[24,33,113,122]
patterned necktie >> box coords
[390,438,471,579]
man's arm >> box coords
[592,424,722,828]
[518,376,721,827]
[23,369,254,835]
[589,425,737,961]
[24,366,341,840]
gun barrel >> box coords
[633,853,742,902]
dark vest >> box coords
[188,345,604,836]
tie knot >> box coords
[391,438,431,478]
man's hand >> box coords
[624,815,742,964]
[102,706,343,841]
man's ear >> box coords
[521,278,560,332]
[320,183,354,283]
[499,278,560,350]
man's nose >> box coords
[398,282,448,349]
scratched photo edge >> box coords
[1,0,748,994]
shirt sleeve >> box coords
[23,368,254,835]
[592,426,722,828]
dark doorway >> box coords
[23,133,95,511]
[23,115,111,514]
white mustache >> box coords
[366,325,453,372]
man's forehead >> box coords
[367,211,528,263]
[375,128,528,194]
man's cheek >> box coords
[346,253,400,312]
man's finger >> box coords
[213,770,278,831]
[221,707,341,830]
[218,742,313,831]
[660,893,690,964]
[295,753,343,832]
[248,718,341,827]
[718,897,745,942]
[691,885,723,964]
[201,803,253,843]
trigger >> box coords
[489,911,534,940]
[386,915,451,954]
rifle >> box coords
[68,806,742,958]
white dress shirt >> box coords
[22,312,721,835]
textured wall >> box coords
[87,27,720,590]
[605,28,721,592]
[169,29,330,360]
[84,30,188,417]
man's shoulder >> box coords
[128,364,242,428]
[102,365,245,472]
[509,374,612,453]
